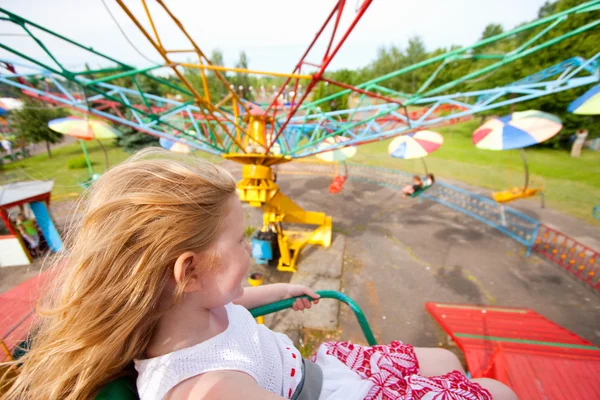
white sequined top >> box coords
[134,303,303,400]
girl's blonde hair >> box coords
[1,148,237,399]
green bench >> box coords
[409,184,434,198]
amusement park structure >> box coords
[0,1,599,271]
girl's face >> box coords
[198,195,251,309]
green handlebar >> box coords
[249,290,377,346]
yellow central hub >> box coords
[224,150,332,272]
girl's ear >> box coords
[174,251,202,292]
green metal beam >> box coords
[73,66,128,76]
[83,65,164,85]
[454,333,600,350]
[301,0,600,109]
[415,19,600,102]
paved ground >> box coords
[271,173,600,347]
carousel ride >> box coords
[0,1,599,271]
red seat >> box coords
[426,302,600,400]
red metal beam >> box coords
[320,77,404,106]
[323,0,346,62]
[266,0,375,152]
[264,1,343,116]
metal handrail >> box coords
[250,290,377,346]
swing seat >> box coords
[409,184,433,198]
[328,175,347,194]
[492,186,542,203]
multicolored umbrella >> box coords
[159,137,191,154]
[473,110,562,191]
[48,117,119,179]
[0,101,8,117]
[315,137,357,162]
[48,117,119,140]
[473,110,562,150]
[568,84,600,115]
[388,130,444,159]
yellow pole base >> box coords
[248,272,265,324]
[226,154,332,273]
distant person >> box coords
[402,175,423,198]
[1,138,12,154]
[16,212,40,257]
[570,129,588,158]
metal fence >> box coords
[342,163,540,254]
[533,224,600,292]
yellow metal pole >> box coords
[233,97,241,143]
[116,0,249,153]
[165,49,196,53]
[248,273,264,324]
[141,0,164,49]
[154,0,253,114]
[197,56,212,103]
[0,339,13,361]
[179,63,312,80]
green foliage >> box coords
[67,155,94,169]
[231,51,254,100]
[115,126,160,153]
[10,98,69,158]
[182,48,265,103]
[311,0,599,148]
[480,24,504,40]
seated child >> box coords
[402,175,423,198]
[15,212,40,257]
[2,149,517,400]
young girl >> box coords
[1,149,516,400]
[401,175,423,198]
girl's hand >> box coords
[282,284,320,311]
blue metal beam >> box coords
[1,52,598,158]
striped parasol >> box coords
[473,110,562,191]
[568,84,600,115]
[48,117,119,140]
[48,117,119,177]
[159,137,191,154]
[0,101,8,117]
[315,137,357,162]
[388,130,444,159]
[473,110,562,150]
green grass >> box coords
[352,120,600,225]
[2,127,599,225]
[0,141,223,200]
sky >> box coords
[0,0,548,75]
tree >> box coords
[207,48,229,100]
[538,1,557,18]
[11,98,68,158]
[405,36,427,92]
[232,51,253,100]
[115,125,159,153]
[480,24,504,40]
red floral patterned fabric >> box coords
[315,341,492,400]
